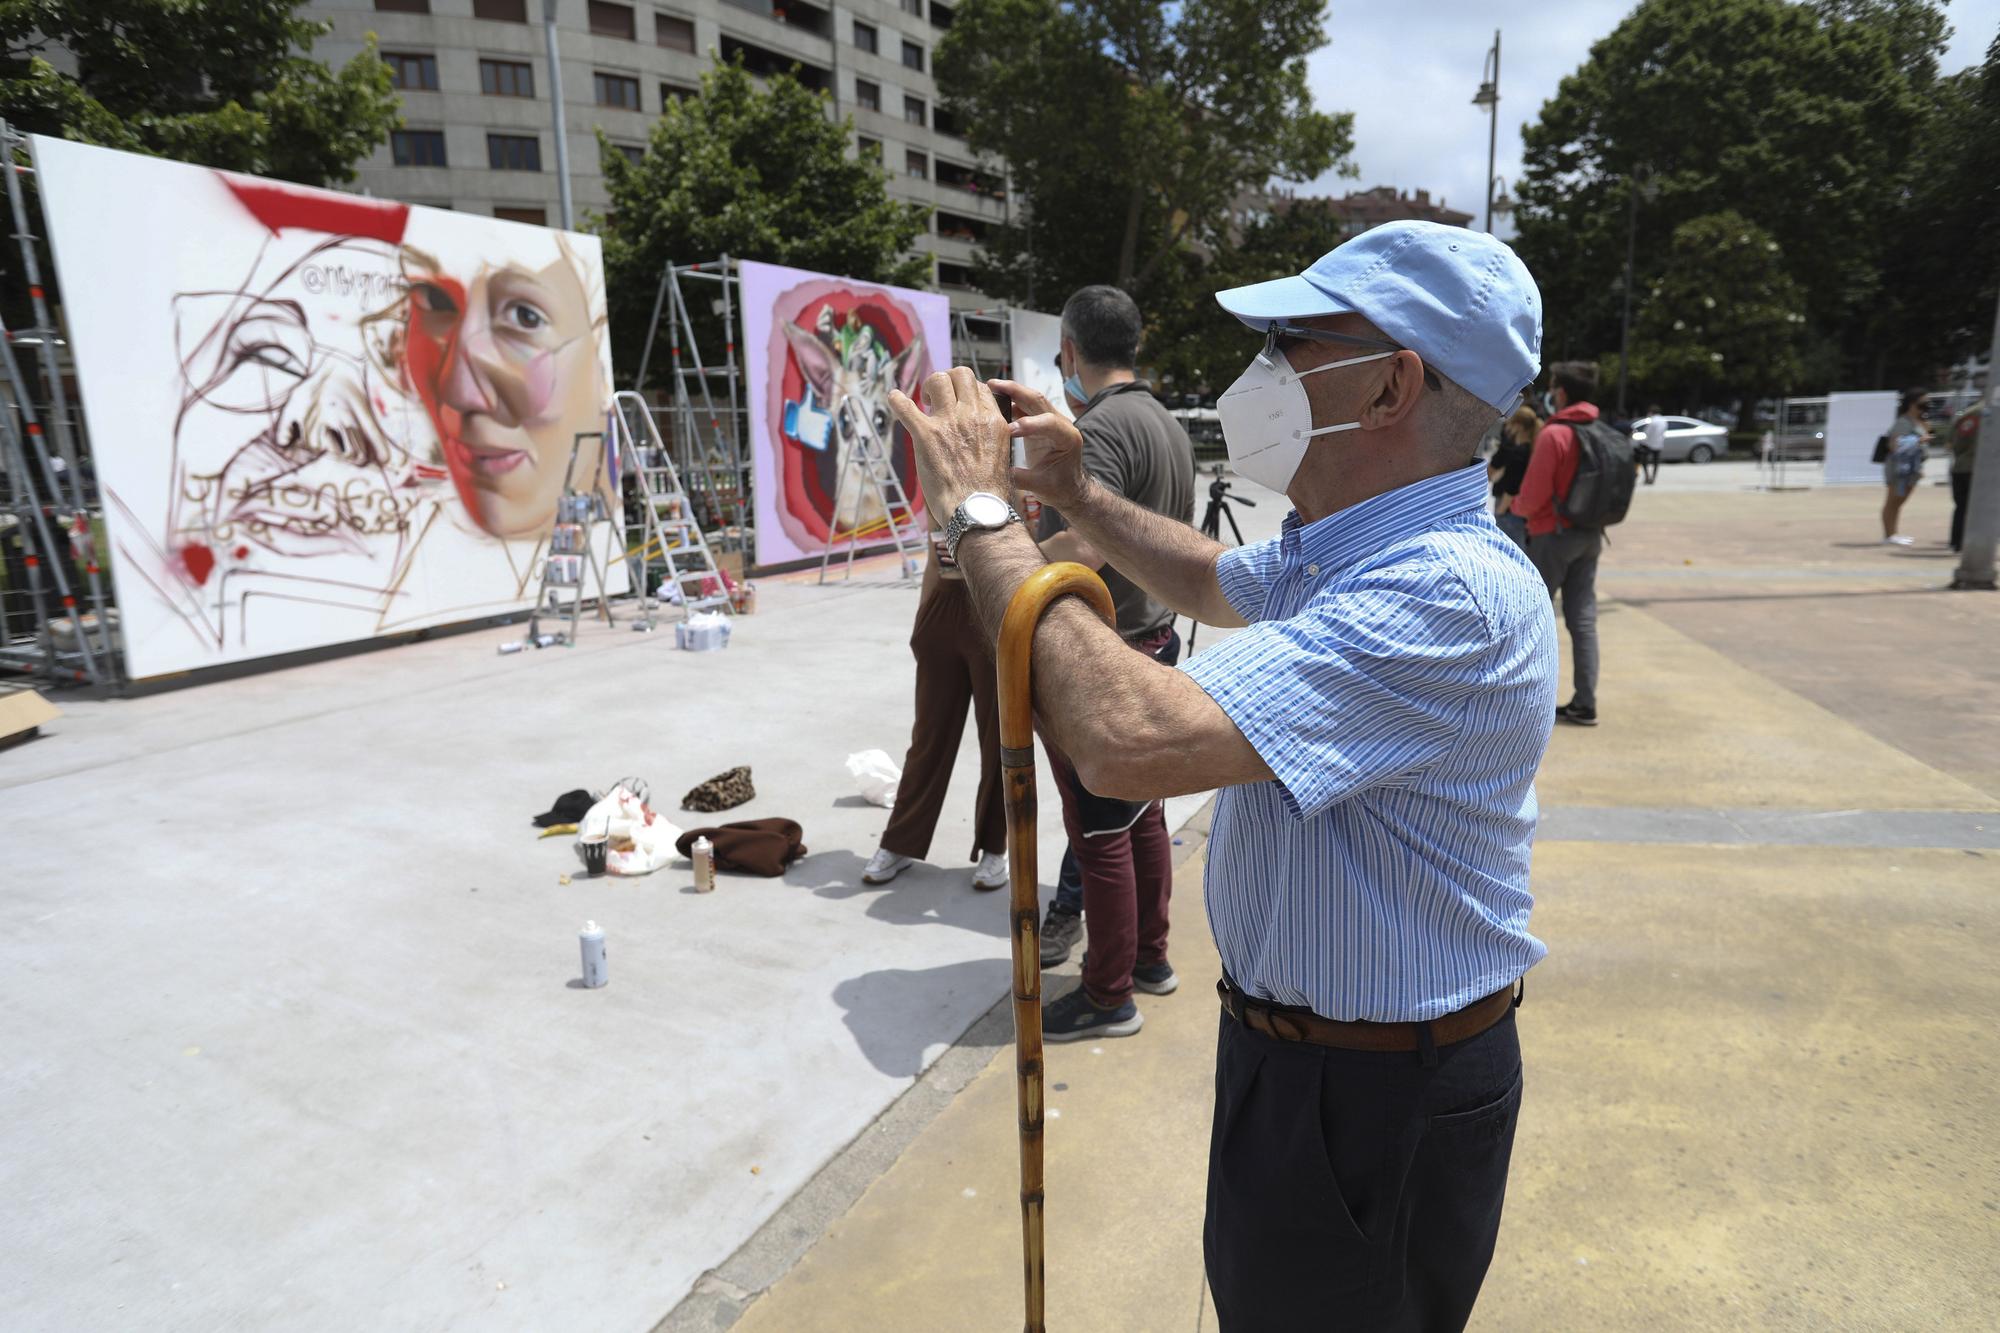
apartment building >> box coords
[307,0,1008,312]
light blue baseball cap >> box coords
[1215,220,1543,411]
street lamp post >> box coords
[1472,31,1501,233]
[1616,165,1657,419]
[544,0,574,229]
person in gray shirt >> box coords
[1029,284,1196,1040]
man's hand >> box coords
[988,379,1090,512]
[887,366,1013,522]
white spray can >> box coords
[692,837,716,893]
[579,921,608,988]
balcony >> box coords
[933,209,990,244]
[721,0,832,40]
[720,35,832,94]
[935,159,1006,206]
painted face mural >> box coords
[33,137,619,679]
[401,228,609,539]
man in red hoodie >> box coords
[1513,360,1603,727]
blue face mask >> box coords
[1060,346,1087,406]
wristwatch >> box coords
[943,491,1020,562]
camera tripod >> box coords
[1189,473,1254,649]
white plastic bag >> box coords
[845,749,901,809]
[579,784,685,877]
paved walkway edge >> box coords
[651,798,1218,1333]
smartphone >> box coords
[993,389,1015,423]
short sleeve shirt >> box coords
[1181,464,1557,1021]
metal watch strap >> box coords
[945,499,1020,562]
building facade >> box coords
[1264,184,1474,235]
[308,0,1006,312]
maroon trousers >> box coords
[878,576,1005,863]
[1049,752,1174,1008]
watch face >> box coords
[963,493,1011,526]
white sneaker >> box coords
[1886,534,1915,546]
[862,848,913,884]
[972,852,1008,892]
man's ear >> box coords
[1364,349,1427,429]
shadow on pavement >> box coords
[786,850,1013,940]
[831,958,1012,1077]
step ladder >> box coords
[612,391,734,629]
[525,430,619,647]
[818,398,924,584]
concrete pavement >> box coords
[716,475,2000,1331]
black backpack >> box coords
[1556,417,1638,529]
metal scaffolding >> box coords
[0,122,119,691]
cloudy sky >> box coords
[1299,0,2000,234]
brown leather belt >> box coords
[1217,976,1520,1054]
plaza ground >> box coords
[4,462,1997,1329]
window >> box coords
[656,12,695,51]
[935,210,989,242]
[937,260,975,288]
[588,0,636,39]
[608,142,646,166]
[902,40,924,71]
[480,59,535,98]
[594,71,641,110]
[487,134,542,171]
[391,130,448,167]
[904,95,926,127]
[933,105,962,137]
[857,136,882,161]
[905,150,928,179]
[375,0,428,12]
[660,81,695,104]
[472,0,527,19]
[902,0,923,14]
[495,206,547,225]
[855,79,880,112]
[852,21,877,54]
[930,1,955,27]
[384,52,439,91]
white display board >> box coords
[1006,307,1074,421]
[35,136,621,680]
[1822,390,1900,486]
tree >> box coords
[597,58,930,388]
[1513,0,1940,387]
[936,0,1352,344]
[0,0,399,188]
[1624,212,1808,406]
[1145,197,1355,393]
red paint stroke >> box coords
[180,543,216,586]
[223,177,409,244]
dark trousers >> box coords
[1048,755,1173,1007]
[1527,527,1602,711]
[1950,471,1972,551]
[878,578,1005,861]
[1205,1007,1523,1332]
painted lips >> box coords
[456,440,532,477]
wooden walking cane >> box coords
[997,561,1117,1333]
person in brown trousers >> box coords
[862,550,1010,890]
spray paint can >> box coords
[497,640,525,655]
[579,921,608,988]
[532,632,561,649]
[692,837,716,893]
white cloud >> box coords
[1298,0,2000,240]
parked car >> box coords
[1629,414,1730,463]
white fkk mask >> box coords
[1217,344,1393,493]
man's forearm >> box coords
[1058,476,1243,627]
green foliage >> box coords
[0,0,399,187]
[1146,198,1355,392]
[936,0,1352,389]
[1624,212,1807,401]
[597,58,930,388]
[1513,0,1945,390]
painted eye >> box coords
[504,301,547,331]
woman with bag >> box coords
[1881,388,1931,546]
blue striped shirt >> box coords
[1181,463,1556,1022]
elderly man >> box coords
[888,221,1555,1329]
